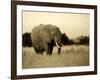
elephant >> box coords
[31,24,63,55]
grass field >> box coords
[22,45,89,69]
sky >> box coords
[22,11,89,38]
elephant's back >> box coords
[31,25,44,49]
[31,24,43,39]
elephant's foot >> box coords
[36,52,44,54]
[34,48,44,54]
[46,52,52,55]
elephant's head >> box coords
[40,24,62,54]
[51,26,62,48]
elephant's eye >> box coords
[51,31,55,35]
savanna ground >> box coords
[22,45,89,69]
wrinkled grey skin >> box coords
[31,24,62,55]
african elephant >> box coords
[31,24,63,55]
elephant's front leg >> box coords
[44,43,52,55]
[49,43,53,54]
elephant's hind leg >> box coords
[33,47,44,54]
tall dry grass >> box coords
[22,45,89,69]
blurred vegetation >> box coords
[22,32,89,47]
[22,32,32,47]
[61,33,89,45]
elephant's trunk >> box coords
[58,47,61,54]
[55,42,62,48]
[55,41,63,54]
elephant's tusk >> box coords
[56,42,61,48]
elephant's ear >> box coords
[40,30,51,43]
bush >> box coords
[22,32,32,47]
[78,36,89,45]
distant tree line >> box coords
[22,32,89,47]
[22,32,32,47]
[61,33,89,45]
[61,33,73,45]
[76,36,89,45]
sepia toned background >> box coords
[23,11,89,38]
[22,11,89,69]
